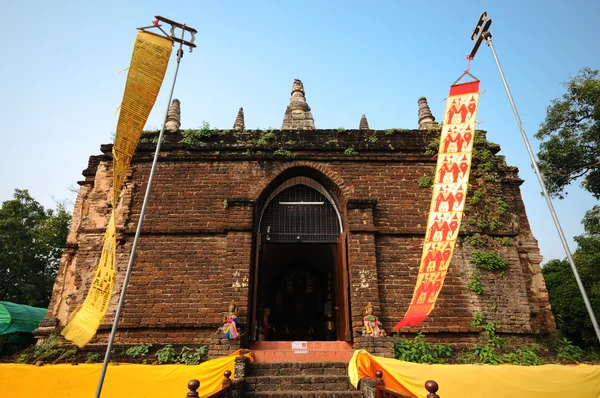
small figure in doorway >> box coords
[218,300,240,339]
[258,308,275,341]
[362,302,385,337]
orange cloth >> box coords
[0,350,251,398]
[348,350,600,398]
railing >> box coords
[375,370,440,398]
[186,370,232,398]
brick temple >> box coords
[37,79,555,360]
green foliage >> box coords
[394,333,453,364]
[337,127,345,133]
[417,176,434,188]
[543,257,600,348]
[344,147,359,156]
[471,250,507,272]
[574,206,600,296]
[557,337,585,363]
[0,189,71,306]
[24,333,76,363]
[535,68,600,199]
[86,352,101,363]
[471,312,484,327]
[251,130,277,146]
[500,352,519,364]
[273,148,296,158]
[482,321,503,348]
[473,148,497,172]
[223,199,228,209]
[468,189,483,206]
[155,345,208,364]
[179,346,208,365]
[384,129,395,136]
[425,136,440,156]
[156,345,179,364]
[471,344,500,364]
[495,237,512,247]
[181,121,213,145]
[515,347,543,365]
[364,131,378,143]
[467,274,485,295]
[464,234,487,248]
[125,343,152,357]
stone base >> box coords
[353,336,395,358]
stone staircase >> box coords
[243,362,363,398]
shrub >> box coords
[557,337,584,363]
[156,345,179,364]
[467,275,485,295]
[125,343,152,357]
[471,250,507,272]
[394,333,453,364]
[417,176,434,188]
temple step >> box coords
[243,362,359,396]
[250,341,354,363]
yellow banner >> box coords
[349,350,600,398]
[0,351,250,398]
[392,81,480,330]
[62,31,172,347]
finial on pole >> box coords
[418,97,436,130]
[233,107,245,131]
[359,114,370,131]
[282,79,315,130]
[165,99,181,132]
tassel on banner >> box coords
[391,74,480,332]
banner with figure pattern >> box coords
[61,31,172,347]
[391,80,480,331]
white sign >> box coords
[291,341,308,352]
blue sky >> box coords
[1,1,598,263]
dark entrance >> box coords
[252,178,350,342]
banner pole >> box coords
[482,31,600,345]
[94,26,190,398]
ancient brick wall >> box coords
[40,128,554,355]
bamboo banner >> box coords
[391,80,480,331]
[61,31,172,347]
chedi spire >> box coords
[165,99,181,132]
[233,107,245,130]
[281,79,315,130]
[418,97,436,130]
[359,114,370,131]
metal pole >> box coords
[94,40,186,398]
[483,32,600,344]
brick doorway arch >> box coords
[251,177,351,343]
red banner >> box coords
[391,80,480,331]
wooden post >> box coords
[222,370,232,389]
[425,380,439,398]
[375,370,384,397]
[186,380,200,398]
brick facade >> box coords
[39,128,555,356]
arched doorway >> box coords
[251,177,350,342]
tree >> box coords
[0,189,71,307]
[535,68,600,199]
[542,206,600,348]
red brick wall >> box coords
[41,129,554,352]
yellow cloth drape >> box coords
[0,351,250,398]
[348,350,600,398]
[61,31,172,347]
